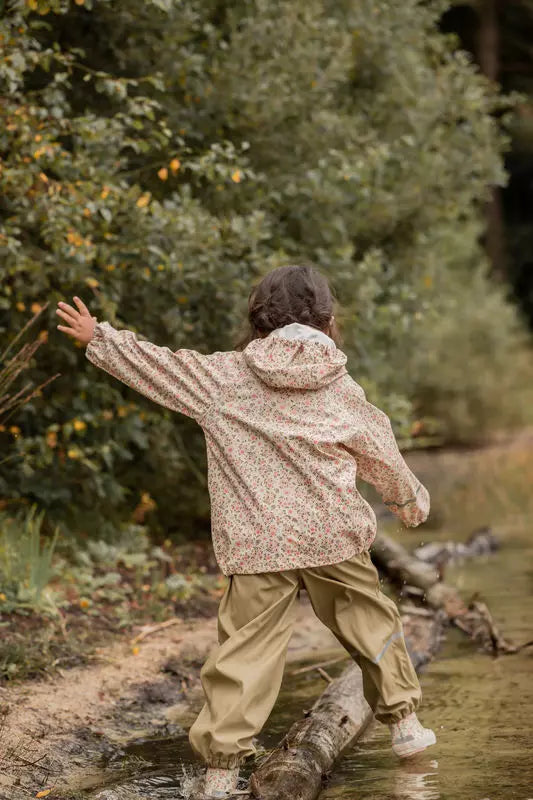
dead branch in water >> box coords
[413,526,499,570]
[371,533,517,655]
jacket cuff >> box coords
[85,321,109,362]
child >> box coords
[56,264,436,799]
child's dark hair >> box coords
[235,264,341,350]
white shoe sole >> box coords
[392,729,437,759]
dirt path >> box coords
[0,596,340,799]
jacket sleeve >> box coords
[85,321,224,423]
[345,385,430,527]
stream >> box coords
[86,438,533,800]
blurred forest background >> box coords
[1,0,533,667]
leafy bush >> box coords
[0,0,531,543]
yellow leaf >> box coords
[67,448,80,459]
[117,406,128,418]
[38,330,48,342]
[36,791,52,798]
[31,302,42,314]
[157,167,168,181]
[410,420,424,436]
[100,187,109,199]
[169,158,181,173]
[85,277,99,288]
[136,193,151,208]
[39,171,48,183]
[423,275,433,288]
[105,263,115,271]
[34,134,42,142]
[9,426,21,435]
[46,432,57,448]
[132,646,140,655]
[79,598,90,608]
[74,0,85,5]
[16,302,26,312]
[27,0,38,9]
[157,264,165,271]
[73,419,86,431]
[231,170,241,183]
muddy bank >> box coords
[0,596,341,799]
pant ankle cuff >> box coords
[206,756,242,770]
[376,706,417,726]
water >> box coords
[87,439,533,799]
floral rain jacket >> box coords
[86,321,430,575]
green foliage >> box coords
[0,518,223,680]
[0,0,531,542]
[0,506,58,613]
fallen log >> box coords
[413,526,499,568]
[371,533,517,654]
[247,663,373,800]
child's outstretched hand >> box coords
[56,297,96,345]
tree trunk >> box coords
[476,0,507,279]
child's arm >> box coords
[56,297,223,423]
[345,386,430,527]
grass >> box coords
[0,506,59,613]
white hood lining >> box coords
[269,322,335,348]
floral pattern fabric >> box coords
[203,766,239,796]
[86,321,430,576]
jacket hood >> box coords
[243,323,347,390]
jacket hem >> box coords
[220,538,375,576]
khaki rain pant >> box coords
[189,550,421,769]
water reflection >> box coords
[393,759,439,800]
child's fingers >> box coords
[73,296,90,316]
[57,325,77,337]
[56,308,78,323]
[57,301,79,320]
